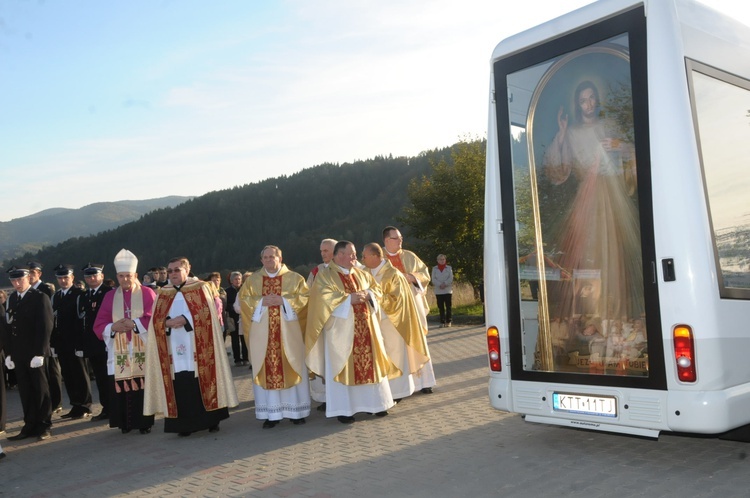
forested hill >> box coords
[0,196,191,264]
[5,149,449,277]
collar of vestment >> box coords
[263,264,290,278]
[371,259,386,276]
[333,263,351,275]
[158,278,204,296]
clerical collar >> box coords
[335,264,351,275]
[371,259,386,276]
[266,269,280,278]
[385,249,401,257]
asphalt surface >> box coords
[2,323,750,497]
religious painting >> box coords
[510,36,648,376]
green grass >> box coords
[429,301,485,325]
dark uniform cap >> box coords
[27,261,44,271]
[7,265,30,278]
[82,263,104,276]
[54,264,76,277]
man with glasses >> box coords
[144,257,238,436]
[78,263,113,422]
[93,249,156,434]
[382,226,436,394]
[3,265,54,441]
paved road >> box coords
[2,324,750,497]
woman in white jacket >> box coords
[431,254,453,327]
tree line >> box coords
[5,140,487,295]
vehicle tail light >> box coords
[487,326,501,372]
[673,325,696,382]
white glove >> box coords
[30,356,45,368]
[4,355,14,370]
[75,350,84,358]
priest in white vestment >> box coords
[382,226,437,393]
[362,243,431,400]
[239,245,311,428]
[306,241,399,424]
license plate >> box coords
[552,392,617,418]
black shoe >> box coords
[60,410,75,419]
[248,364,253,371]
[121,428,132,434]
[292,418,306,425]
[139,428,152,435]
[262,420,279,429]
[375,411,388,417]
[71,411,91,420]
[7,432,30,441]
[208,424,220,433]
[38,430,51,441]
[316,402,327,412]
[421,387,433,394]
[52,406,62,414]
[394,398,403,404]
[337,416,355,424]
[91,412,109,422]
[178,432,192,437]
[0,451,6,461]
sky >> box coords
[1,0,748,222]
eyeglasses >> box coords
[388,236,403,241]
[166,268,185,274]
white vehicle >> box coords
[484,0,750,438]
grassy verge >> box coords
[428,301,485,325]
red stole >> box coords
[262,276,285,389]
[338,272,375,384]
[386,253,406,274]
[152,285,219,418]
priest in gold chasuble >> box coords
[144,257,238,436]
[306,241,399,424]
[239,245,310,428]
[362,243,432,400]
[382,226,437,394]
[305,238,337,408]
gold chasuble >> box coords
[238,265,309,390]
[306,265,399,386]
[385,249,431,311]
[375,261,430,373]
[144,279,238,418]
